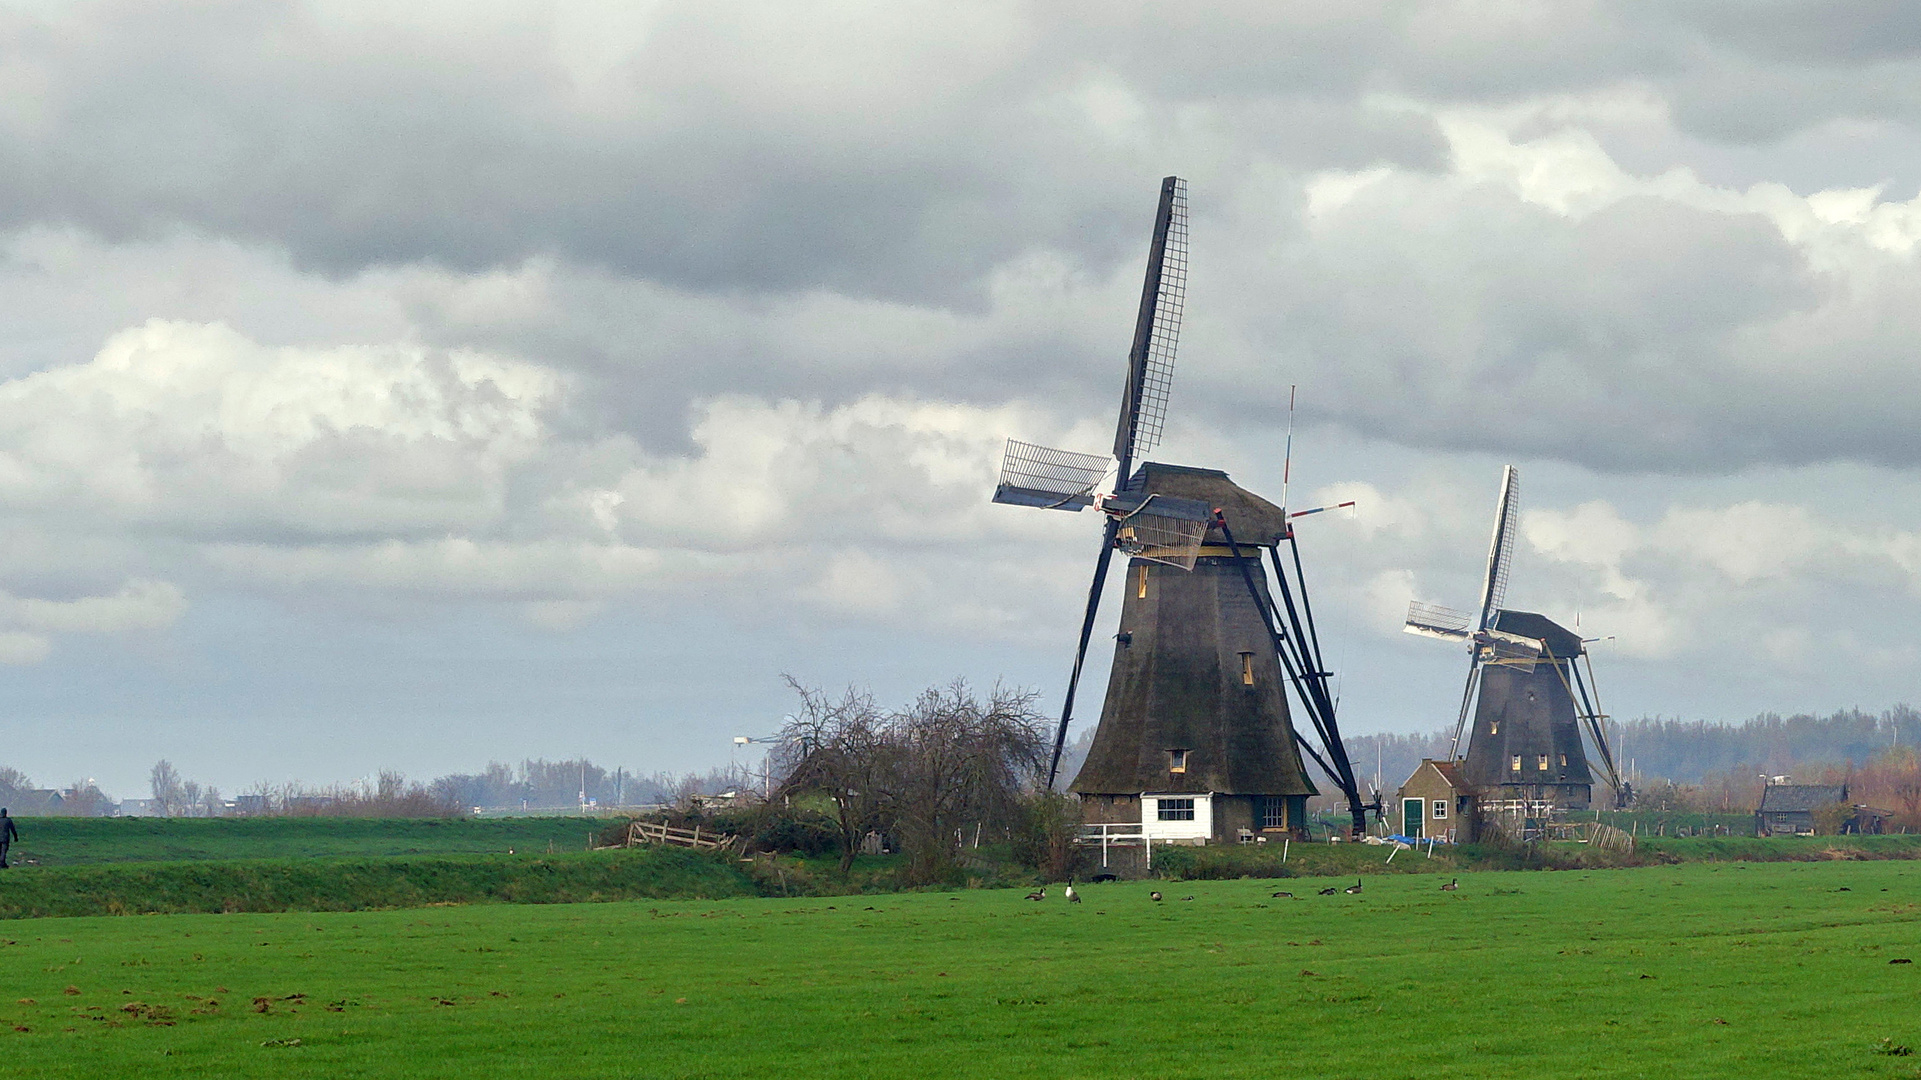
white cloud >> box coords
[0,319,558,535]
[0,578,186,664]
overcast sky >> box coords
[4,1,1921,796]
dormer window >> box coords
[1169,749,1188,774]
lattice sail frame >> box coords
[991,439,1112,511]
[1479,466,1521,628]
[1128,179,1187,461]
[1405,601,1472,639]
[1114,494,1210,570]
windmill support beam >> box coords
[1046,516,1121,789]
[1212,515,1371,836]
[1568,655,1629,807]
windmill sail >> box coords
[1404,601,1473,642]
[992,439,1110,510]
[1113,493,1211,570]
[1112,176,1188,480]
[1477,465,1521,631]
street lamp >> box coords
[735,735,783,799]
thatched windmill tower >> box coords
[991,177,1371,840]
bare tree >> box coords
[61,780,116,817]
[776,678,1049,882]
[775,680,893,875]
[149,760,185,817]
[889,682,1049,883]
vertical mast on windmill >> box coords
[990,176,1375,840]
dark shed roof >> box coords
[1430,760,1470,792]
[1757,784,1848,813]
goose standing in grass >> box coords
[1440,879,1459,892]
[1065,881,1081,904]
[1024,886,1046,901]
[1343,878,1363,895]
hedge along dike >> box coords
[0,847,760,919]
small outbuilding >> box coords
[1843,805,1894,835]
[1396,759,1476,842]
[1755,783,1847,836]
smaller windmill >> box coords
[1403,466,1629,810]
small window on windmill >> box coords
[1559,753,1568,768]
[1510,755,1522,773]
[1240,652,1255,686]
[1117,495,1210,571]
[1168,749,1188,774]
[1489,720,1499,735]
[1137,564,1149,599]
[1536,754,1549,772]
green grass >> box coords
[0,849,758,919]
[1,860,1918,1078]
[2,816,609,866]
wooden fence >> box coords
[621,819,738,852]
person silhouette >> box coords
[0,808,16,869]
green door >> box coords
[1402,797,1423,838]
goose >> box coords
[1440,879,1459,892]
[1343,878,1363,895]
[1150,891,1163,902]
[1024,887,1046,901]
[1271,891,1293,899]
[1317,887,1337,896]
[1065,881,1081,904]
[1179,895,1195,902]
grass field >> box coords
[1,816,608,866]
[2,860,1918,1078]
[0,849,759,919]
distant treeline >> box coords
[0,758,752,818]
[428,759,747,811]
[1332,706,1921,798]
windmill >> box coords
[1403,466,1630,812]
[991,176,1374,840]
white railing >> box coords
[1076,822,1152,870]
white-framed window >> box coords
[1432,799,1448,820]
[1157,798,1196,821]
[1168,749,1187,774]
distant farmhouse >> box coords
[1754,783,1891,836]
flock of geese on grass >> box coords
[1022,877,1464,903]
